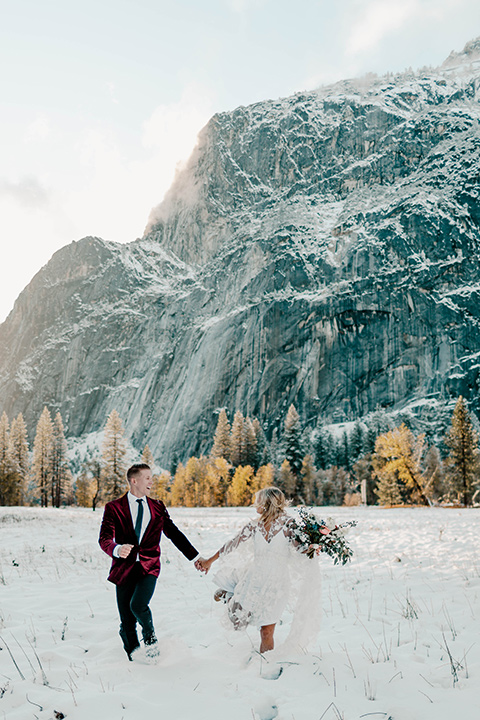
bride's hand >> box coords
[195,557,214,573]
[319,526,331,535]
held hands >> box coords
[118,543,134,559]
[194,557,214,574]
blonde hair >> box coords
[255,487,287,526]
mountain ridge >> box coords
[1,38,480,461]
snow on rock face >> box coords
[2,40,480,461]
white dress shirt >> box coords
[113,493,199,562]
[113,492,151,558]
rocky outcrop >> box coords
[1,39,480,461]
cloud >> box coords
[345,0,472,60]
[47,83,215,248]
[142,84,212,159]
[107,82,119,105]
[24,116,50,143]
[141,83,214,197]
[0,176,50,208]
[347,0,421,56]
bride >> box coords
[196,486,330,653]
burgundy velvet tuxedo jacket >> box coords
[99,494,198,586]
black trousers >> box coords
[116,564,157,654]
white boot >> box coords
[144,634,160,663]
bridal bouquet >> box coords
[290,508,357,564]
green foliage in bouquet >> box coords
[290,507,357,564]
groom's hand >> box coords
[195,557,208,573]
[118,544,134,558]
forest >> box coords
[0,396,478,509]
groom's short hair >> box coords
[127,463,151,482]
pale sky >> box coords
[1,0,479,322]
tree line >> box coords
[0,396,478,509]
[163,398,480,508]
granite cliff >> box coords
[1,39,480,461]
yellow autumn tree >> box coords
[170,462,187,506]
[444,396,480,506]
[101,410,128,501]
[252,463,275,494]
[227,465,254,506]
[32,407,54,507]
[300,454,317,505]
[373,423,429,506]
[9,413,29,505]
[277,459,296,498]
[76,470,94,507]
[151,471,170,503]
[0,412,15,506]
[211,409,231,461]
[204,456,231,506]
[141,445,170,503]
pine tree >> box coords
[341,430,350,471]
[151,471,170,503]
[332,436,344,469]
[51,412,72,508]
[182,456,205,507]
[211,409,231,461]
[75,469,94,507]
[277,459,296,498]
[141,444,155,469]
[230,411,245,467]
[101,410,128,501]
[243,418,258,468]
[0,412,14,505]
[314,427,333,470]
[207,456,231,506]
[252,418,266,470]
[365,424,378,454]
[444,397,480,506]
[351,454,376,505]
[226,465,254,506]
[300,454,316,504]
[32,407,54,507]
[365,410,391,453]
[89,456,102,511]
[375,468,403,506]
[317,466,348,506]
[9,414,29,505]
[373,424,429,505]
[170,463,187,506]
[141,444,170,501]
[169,452,179,477]
[252,463,275,493]
[423,445,445,502]
[282,404,304,479]
[259,441,273,467]
[350,421,365,463]
[269,428,279,468]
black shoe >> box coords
[120,627,140,661]
[126,643,140,661]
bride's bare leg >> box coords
[260,624,276,653]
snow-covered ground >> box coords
[1,505,480,720]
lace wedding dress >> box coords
[213,513,322,650]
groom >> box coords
[98,463,199,661]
